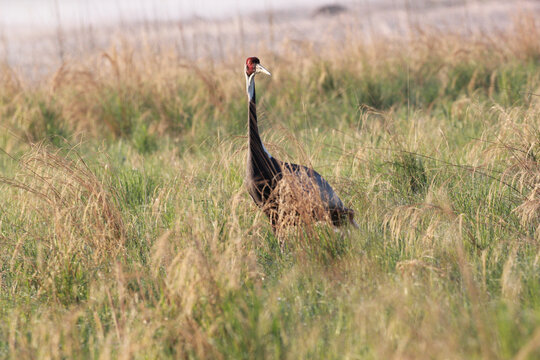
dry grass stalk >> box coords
[2,143,125,266]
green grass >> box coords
[0,27,539,359]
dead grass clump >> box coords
[47,43,227,141]
[2,143,125,303]
[17,143,125,252]
[477,103,540,242]
[384,187,457,251]
[269,171,330,231]
[499,122,540,241]
[144,201,262,357]
[255,164,356,256]
[150,182,259,309]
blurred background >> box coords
[0,0,539,79]
[1,2,540,358]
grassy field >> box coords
[0,15,539,359]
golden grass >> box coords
[0,14,539,359]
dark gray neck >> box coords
[248,89,264,154]
[246,75,279,181]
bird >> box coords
[243,56,357,233]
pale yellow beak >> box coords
[255,63,271,76]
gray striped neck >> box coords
[246,74,274,163]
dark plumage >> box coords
[244,57,357,231]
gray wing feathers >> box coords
[283,163,346,210]
[312,170,345,210]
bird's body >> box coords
[244,57,356,231]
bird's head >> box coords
[245,57,271,78]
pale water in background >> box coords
[0,0,348,29]
[0,0,538,78]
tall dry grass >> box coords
[0,13,539,360]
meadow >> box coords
[0,14,539,359]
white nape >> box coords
[246,73,256,100]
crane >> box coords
[244,57,357,234]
